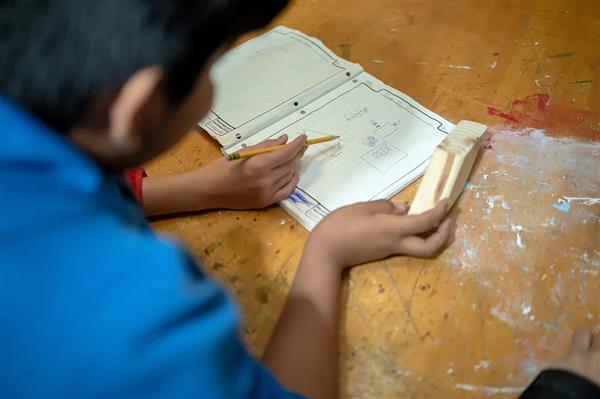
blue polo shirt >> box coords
[0,97,302,398]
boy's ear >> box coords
[109,66,164,154]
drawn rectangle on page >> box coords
[373,122,400,138]
[361,142,408,173]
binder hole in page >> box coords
[353,79,358,83]
[293,101,299,106]
[235,133,242,139]
[300,110,306,114]
[241,143,247,148]
[346,72,351,76]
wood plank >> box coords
[409,121,487,215]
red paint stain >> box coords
[487,94,600,140]
[486,107,520,124]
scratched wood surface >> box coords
[147,1,600,398]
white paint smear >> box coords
[415,61,473,70]
[455,383,525,394]
[559,196,600,206]
[511,224,524,232]
[515,232,525,248]
[473,360,491,370]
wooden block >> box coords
[408,120,488,215]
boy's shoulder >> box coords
[0,198,303,398]
[1,182,236,395]
[2,210,248,396]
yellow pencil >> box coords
[225,135,339,161]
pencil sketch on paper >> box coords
[200,25,454,231]
[370,119,382,129]
[361,141,408,174]
[302,129,343,162]
[362,135,380,147]
[373,121,402,138]
[344,106,368,121]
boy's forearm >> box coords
[141,172,216,216]
[263,245,342,399]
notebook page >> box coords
[227,72,455,230]
[199,26,362,149]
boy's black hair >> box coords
[0,0,288,132]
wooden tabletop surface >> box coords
[147,1,600,398]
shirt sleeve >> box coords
[124,167,146,204]
[519,369,600,399]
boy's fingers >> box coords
[272,173,300,203]
[272,169,295,191]
[399,199,449,235]
[392,202,410,215]
[352,200,397,215]
[257,134,307,168]
[571,329,593,352]
[355,200,409,216]
[291,157,302,176]
[396,218,452,257]
[244,135,288,151]
[269,156,302,184]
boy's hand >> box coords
[305,199,453,269]
[552,329,600,384]
[141,135,307,216]
[195,134,306,209]
[267,200,451,399]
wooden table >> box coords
[148,1,600,397]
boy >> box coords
[1,1,598,398]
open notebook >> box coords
[199,26,455,230]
